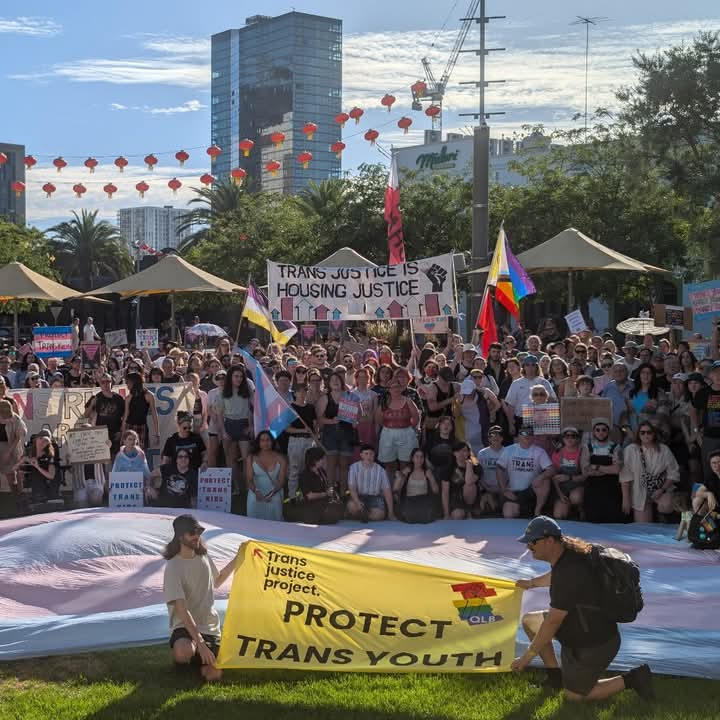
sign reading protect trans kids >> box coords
[267,254,456,322]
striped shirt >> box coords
[348,461,390,496]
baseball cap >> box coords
[517,516,563,544]
[37,428,53,440]
[622,341,638,350]
[671,373,688,383]
[518,425,534,436]
[462,343,477,354]
[562,426,580,435]
[711,361,720,372]
[521,354,539,365]
[687,372,705,383]
[173,514,205,536]
[592,417,611,429]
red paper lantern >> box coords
[144,154,158,171]
[114,156,128,172]
[335,112,349,128]
[425,104,441,118]
[72,183,87,199]
[397,116,413,134]
[206,144,222,162]
[331,141,346,158]
[103,183,118,199]
[381,94,396,112]
[24,155,37,171]
[200,173,215,187]
[53,156,67,173]
[175,149,190,166]
[411,80,427,98]
[168,177,182,195]
[11,181,25,197]
[265,160,281,177]
[302,122,318,140]
[84,157,99,174]
[239,139,255,157]
[0,152,7,166]
[136,181,149,198]
[270,132,286,148]
[349,107,364,124]
[230,167,247,185]
[297,151,313,169]
[239,233,249,241]
[364,129,379,146]
[42,182,56,198]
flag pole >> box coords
[234,275,251,350]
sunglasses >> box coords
[295,369,307,373]
[563,433,579,439]
[576,350,587,354]
[601,364,613,369]
[187,529,203,537]
[531,393,546,397]
[180,424,192,431]
[594,426,609,432]
[489,431,502,436]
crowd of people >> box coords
[0,319,719,529]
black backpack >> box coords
[687,511,720,550]
[586,545,644,623]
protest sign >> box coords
[687,280,720,319]
[267,253,456,322]
[217,540,522,672]
[108,472,144,508]
[197,467,232,512]
[564,309,588,335]
[561,398,612,432]
[411,316,449,335]
[65,426,111,464]
[17,343,32,357]
[689,341,711,360]
[81,341,102,369]
[301,324,317,341]
[521,403,561,435]
[337,393,361,425]
[136,328,159,350]
[654,304,692,331]
[104,329,128,348]
[33,326,73,358]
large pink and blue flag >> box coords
[240,349,298,438]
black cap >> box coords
[173,514,204,536]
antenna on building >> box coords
[571,16,608,142]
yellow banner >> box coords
[217,540,522,673]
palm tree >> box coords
[49,209,133,290]
[177,180,247,252]
[292,178,349,223]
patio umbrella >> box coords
[86,254,245,340]
[464,228,671,311]
[0,261,110,345]
[616,317,669,336]
[185,323,228,339]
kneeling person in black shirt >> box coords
[512,517,654,703]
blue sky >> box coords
[2,1,718,227]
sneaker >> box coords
[625,663,655,701]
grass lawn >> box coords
[1,646,719,720]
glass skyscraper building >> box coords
[211,12,342,194]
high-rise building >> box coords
[0,142,26,225]
[117,206,192,253]
[211,12,342,194]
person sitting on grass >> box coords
[162,514,237,683]
[346,444,396,522]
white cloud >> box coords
[110,102,129,111]
[0,16,61,37]
[109,99,206,115]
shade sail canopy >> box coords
[316,246,377,268]
[465,228,670,275]
[87,254,245,297]
[0,261,111,304]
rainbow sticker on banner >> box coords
[33,326,73,358]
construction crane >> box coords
[411,0,481,133]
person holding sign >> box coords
[162,515,237,682]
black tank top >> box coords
[428,382,455,418]
[324,393,339,419]
[127,392,150,425]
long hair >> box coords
[251,429,276,455]
[223,364,250,398]
[561,535,592,555]
[631,362,659,399]
[126,371,145,397]
[162,534,208,560]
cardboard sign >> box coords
[136,328,159,350]
[654,304,693,331]
[411,316,449,335]
[81,341,102,369]
[33,326,73,358]
[561,397,613,432]
[301,324,317,341]
[65,425,111,464]
[104,329,128,348]
[521,403,561,435]
[564,309,588,335]
[337,393,361,424]
[197,467,232,512]
[108,472,144,508]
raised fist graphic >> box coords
[424,263,448,292]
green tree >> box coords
[49,209,133,290]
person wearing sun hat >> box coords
[580,418,624,523]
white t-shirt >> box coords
[477,446,503,490]
[496,443,552,491]
[505,376,556,414]
[83,324,99,342]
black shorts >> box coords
[169,627,221,666]
[561,632,621,696]
[502,487,536,515]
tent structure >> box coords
[465,228,671,311]
[316,246,377,268]
[86,254,245,340]
[0,261,110,345]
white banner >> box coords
[267,253,456,322]
[564,309,588,335]
[197,467,232,512]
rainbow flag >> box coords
[487,225,535,318]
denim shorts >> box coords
[360,494,386,513]
[321,423,354,456]
[224,417,250,442]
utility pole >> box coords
[571,16,608,142]
[458,0,505,334]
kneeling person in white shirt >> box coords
[347,444,397,521]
